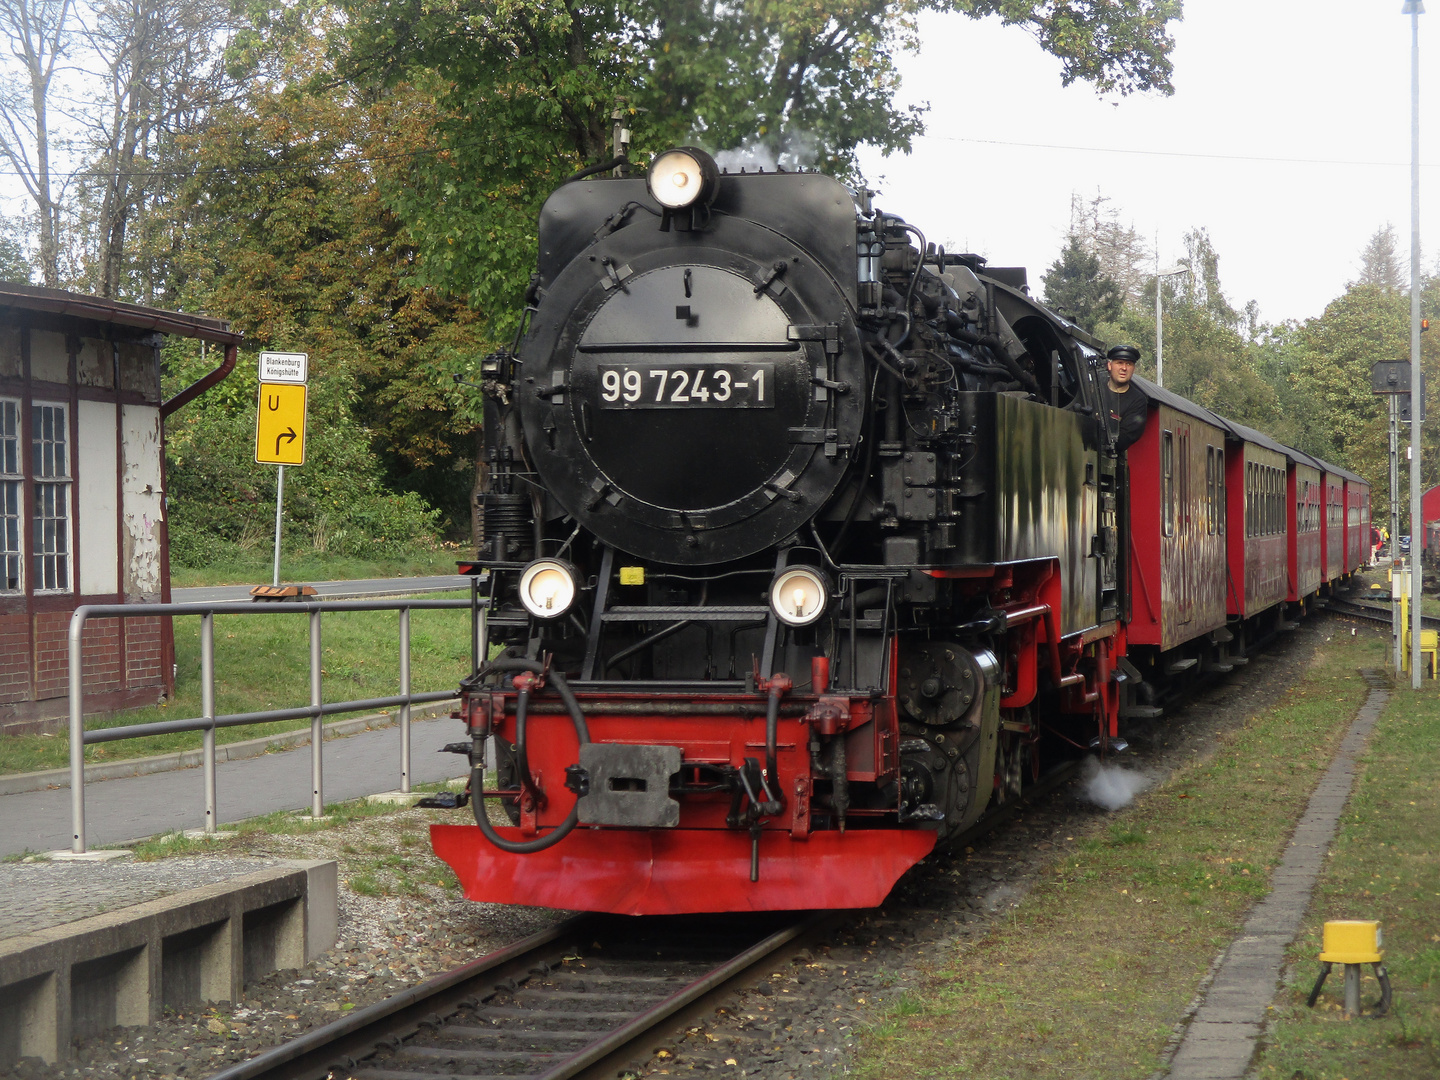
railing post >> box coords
[202,611,216,834]
[310,606,324,818]
[399,606,411,794]
[68,608,89,854]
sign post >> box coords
[1373,359,1416,672]
[256,352,309,586]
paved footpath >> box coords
[1162,670,1391,1079]
[0,714,471,857]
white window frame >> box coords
[0,397,19,592]
[31,399,72,593]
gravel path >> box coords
[6,616,1344,1080]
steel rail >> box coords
[204,918,586,1080]
[204,912,820,1080]
[1323,597,1440,631]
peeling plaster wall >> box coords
[30,330,67,384]
[77,338,114,389]
[120,405,163,601]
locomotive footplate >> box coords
[571,744,683,827]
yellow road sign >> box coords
[256,382,307,465]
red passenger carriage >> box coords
[1286,451,1324,604]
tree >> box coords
[952,0,1180,97]
[72,0,234,298]
[1354,223,1404,292]
[1177,227,1238,329]
[0,0,70,286]
[331,0,1182,313]
[1285,282,1415,519]
[1042,233,1122,330]
[165,28,491,539]
[1067,190,1151,305]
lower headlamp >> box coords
[519,559,578,619]
[770,566,829,627]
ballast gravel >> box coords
[7,617,1338,1080]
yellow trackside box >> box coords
[1319,920,1384,964]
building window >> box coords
[31,402,69,591]
[0,399,19,591]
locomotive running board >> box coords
[431,824,937,915]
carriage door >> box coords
[1176,424,1193,625]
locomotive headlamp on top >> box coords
[648,148,719,230]
[769,566,830,627]
[518,559,579,619]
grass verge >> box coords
[0,595,475,775]
[1252,677,1440,1078]
[854,631,1384,1080]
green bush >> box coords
[164,342,443,566]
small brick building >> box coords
[0,284,239,734]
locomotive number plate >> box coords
[596,363,776,409]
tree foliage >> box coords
[1066,190,1151,306]
[330,0,1181,310]
[1354,223,1405,292]
[1042,233,1122,330]
[163,341,444,565]
[161,24,492,545]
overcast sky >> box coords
[855,1,1440,327]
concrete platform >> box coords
[0,858,336,1065]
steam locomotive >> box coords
[427,148,1369,915]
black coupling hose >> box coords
[565,154,628,182]
[470,658,591,854]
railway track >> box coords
[207,912,826,1080]
[208,760,1085,1080]
[1322,596,1440,631]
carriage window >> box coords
[1162,431,1174,538]
[1217,457,1225,535]
[1264,468,1271,536]
[1273,469,1281,535]
[1263,469,1270,535]
[1245,462,1254,537]
[1179,431,1190,530]
[1205,448,1215,533]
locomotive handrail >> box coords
[65,596,485,854]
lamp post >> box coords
[1154,261,1188,387]
[1404,0,1424,688]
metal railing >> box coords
[67,596,487,853]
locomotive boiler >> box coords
[429,148,1131,914]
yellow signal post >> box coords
[255,382,308,465]
[1306,920,1390,1017]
